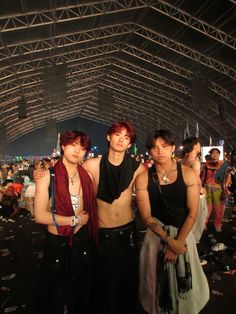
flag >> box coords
[56,133,60,154]
[184,123,190,139]
[196,122,199,137]
[209,136,212,146]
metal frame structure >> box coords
[0,0,235,149]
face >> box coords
[210,150,220,161]
[149,137,175,164]
[107,128,131,152]
[62,139,87,164]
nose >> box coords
[74,145,81,153]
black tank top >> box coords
[148,163,188,228]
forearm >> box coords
[143,215,168,241]
[176,213,197,242]
[34,208,75,227]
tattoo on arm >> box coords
[147,221,160,231]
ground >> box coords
[0,206,235,314]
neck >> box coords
[108,149,125,166]
[155,160,173,172]
[62,158,78,175]
[183,151,197,163]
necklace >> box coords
[69,171,78,185]
[156,162,174,184]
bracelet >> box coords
[71,215,81,227]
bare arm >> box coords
[34,170,73,226]
[176,167,200,242]
[224,171,232,194]
[135,172,186,257]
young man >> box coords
[135,130,209,314]
[34,130,98,314]
[82,121,146,314]
[181,137,208,242]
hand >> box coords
[167,238,187,255]
[34,168,46,181]
[200,187,206,195]
[76,210,89,226]
[73,211,89,234]
[164,247,178,263]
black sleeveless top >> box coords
[148,163,188,228]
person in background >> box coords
[201,148,227,232]
[24,165,36,217]
[181,137,208,242]
[0,185,19,222]
[224,149,236,214]
[135,129,209,314]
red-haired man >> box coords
[34,130,98,314]
[83,120,146,314]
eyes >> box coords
[114,132,130,140]
[151,144,171,150]
[71,142,87,151]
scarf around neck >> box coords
[97,152,140,204]
[53,159,98,242]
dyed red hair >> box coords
[60,130,91,152]
[107,120,136,144]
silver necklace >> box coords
[156,162,173,184]
[69,172,78,185]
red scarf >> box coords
[53,159,98,242]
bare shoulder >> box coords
[135,163,146,177]
[35,169,50,190]
[181,164,198,184]
[82,157,101,171]
[135,169,148,186]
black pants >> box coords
[34,227,96,314]
[67,227,96,314]
[95,221,140,314]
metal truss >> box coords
[134,24,236,81]
[1,21,235,82]
[0,23,133,60]
[0,54,235,145]
[99,76,217,138]
[0,0,152,31]
[1,21,235,107]
[1,58,234,144]
[153,0,236,50]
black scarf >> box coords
[97,152,140,204]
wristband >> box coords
[71,215,81,227]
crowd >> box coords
[0,121,236,314]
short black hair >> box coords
[145,129,175,150]
[182,137,200,155]
[209,148,221,155]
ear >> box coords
[172,145,175,153]
[61,145,65,151]
[127,143,132,149]
[107,134,111,142]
